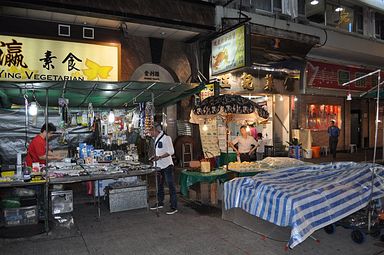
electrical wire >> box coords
[313,28,328,48]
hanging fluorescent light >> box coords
[29,102,38,116]
[335,7,344,12]
[310,0,319,5]
[108,110,115,123]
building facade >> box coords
[209,0,384,151]
[0,0,216,142]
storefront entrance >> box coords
[351,110,361,148]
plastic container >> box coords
[2,205,38,226]
[51,190,73,215]
[312,146,321,158]
[303,149,312,159]
[289,146,302,159]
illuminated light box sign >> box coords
[211,25,246,76]
[0,35,119,81]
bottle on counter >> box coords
[23,167,31,182]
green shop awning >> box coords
[0,81,204,108]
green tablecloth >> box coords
[179,169,228,197]
[219,152,237,166]
[228,170,267,177]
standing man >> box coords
[25,123,62,167]
[150,123,178,215]
[229,126,257,162]
[328,120,340,159]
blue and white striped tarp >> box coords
[224,162,384,248]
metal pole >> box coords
[382,105,384,163]
[340,69,381,234]
[44,89,49,233]
[342,70,381,87]
[152,92,159,217]
[24,94,29,148]
[45,89,49,166]
[97,180,101,219]
[373,73,380,164]
[226,120,229,170]
[369,71,381,232]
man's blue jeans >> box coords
[157,165,177,209]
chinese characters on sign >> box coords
[0,35,119,81]
[62,53,82,71]
[143,70,160,81]
[39,50,57,70]
[0,39,28,68]
[306,60,379,91]
[200,83,214,101]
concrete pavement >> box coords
[1,149,384,255]
[0,197,383,255]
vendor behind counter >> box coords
[25,123,63,167]
[228,126,257,162]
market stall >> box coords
[190,94,269,164]
[223,162,384,248]
[0,80,203,233]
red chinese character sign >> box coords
[0,35,119,81]
[306,60,380,91]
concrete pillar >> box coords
[166,105,177,141]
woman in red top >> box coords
[25,123,62,167]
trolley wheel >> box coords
[324,224,336,234]
[351,229,365,244]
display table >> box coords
[50,169,154,218]
[0,167,155,231]
[227,170,263,177]
[0,180,49,235]
[49,169,154,184]
[179,169,228,204]
[0,180,46,188]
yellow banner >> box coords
[0,35,119,81]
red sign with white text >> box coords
[306,60,379,91]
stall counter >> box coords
[179,169,228,197]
